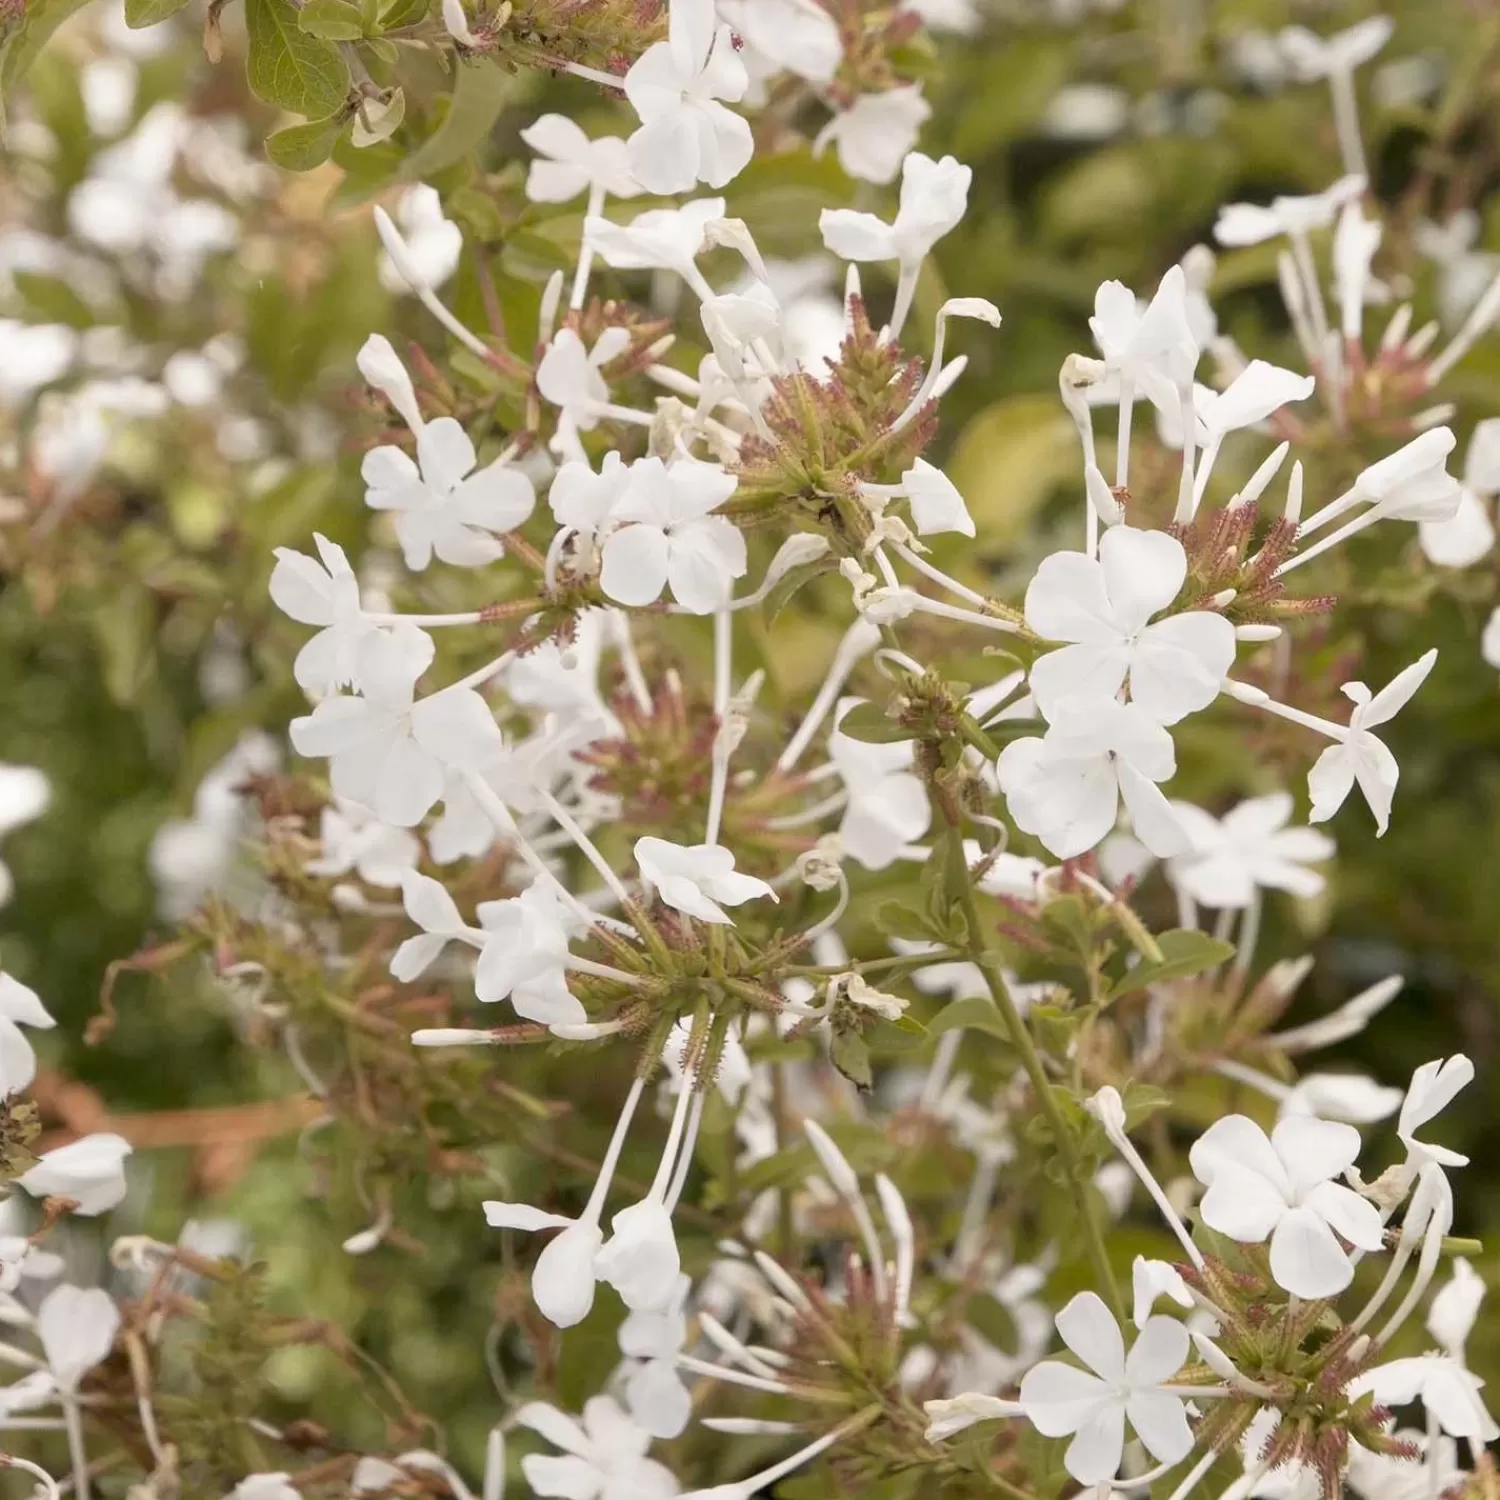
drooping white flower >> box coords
[1349,1355,1500,1443]
[520,115,641,203]
[1419,418,1500,568]
[1024,526,1235,725]
[516,1397,679,1500]
[269,534,381,695]
[303,800,420,889]
[620,1274,692,1439]
[1165,793,1334,909]
[0,765,49,909]
[362,418,536,571]
[595,1197,681,1313]
[634,837,776,925]
[814,86,932,186]
[827,700,931,870]
[474,882,585,1026]
[1398,1054,1473,1169]
[622,0,752,194]
[997,698,1189,861]
[1189,1114,1384,1298]
[289,626,505,829]
[1018,1290,1193,1486]
[1089,266,1200,415]
[1306,649,1438,834]
[699,284,782,383]
[718,0,842,85]
[901,457,975,537]
[0,972,55,1096]
[376,184,462,295]
[18,1133,132,1215]
[599,456,746,614]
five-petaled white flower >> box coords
[520,115,641,203]
[622,0,752,194]
[536,327,635,457]
[1189,1113,1385,1298]
[587,198,725,289]
[1306,649,1438,834]
[303,799,420,889]
[813,85,932,186]
[1018,1290,1193,1486]
[1166,792,1334,909]
[516,1396,679,1500]
[362,417,535,571]
[289,626,504,829]
[600,456,746,614]
[1024,526,1235,725]
[997,699,1189,861]
[634,837,776,925]
[269,533,381,695]
[827,700,932,870]
[1089,265,1200,415]
[1214,174,1366,248]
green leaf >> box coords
[124,0,194,25]
[297,0,365,39]
[378,0,429,28]
[836,700,909,744]
[927,996,1011,1041]
[965,1292,1018,1351]
[265,113,347,170]
[245,0,349,120]
[0,0,95,107]
[1108,928,1236,999]
[829,1029,872,1090]
[947,393,1082,544]
[872,900,941,944]
[11,272,94,327]
[399,58,513,180]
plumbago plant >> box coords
[7,3,1500,1500]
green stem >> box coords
[953,868,1126,1323]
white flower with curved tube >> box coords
[1165,793,1334,909]
[520,115,640,203]
[635,837,776,924]
[1347,427,1463,522]
[0,971,54,1096]
[376,184,461,295]
[1189,1114,1384,1298]
[517,1397,679,1500]
[1306,649,1437,834]
[820,151,971,269]
[814,86,932,185]
[1018,1290,1193,1486]
[362,418,536,571]
[269,534,381,695]
[997,698,1189,860]
[623,0,752,194]
[18,1133,132,1215]
[600,456,746,614]
[1024,527,1235,725]
[290,626,504,829]
[827,700,931,871]
[1420,418,1500,567]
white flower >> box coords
[599,456,746,614]
[484,1201,605,1327]
[1428,1258,1484,1360]
[1333,200,1382,340]
[1279,1073,1403,1125]
[997,699,1189,861]
[595,1197,681,1313]
[227,1477,300,1500]
[1349,1355,1500,1442]
[0,765,49,909]
[1278,16,1394,79]
[303,800,420,889]
[1398,1054,1473,1169]
[1165,793,1334,908]
[623,0,752,194]
[357,333,425,433]
[904,0,979,32]
[1214,175,1366,247]
[1420,418,1500,568]
[377,185,462,294]
[1024,527,1235,725]
[719,0,842,85]
[922,1393,1025,1442]
[269,534,381,696]
[827,700,931,870]
[1346,427,1463,522]
[635,837,776,925]
[0,320,76,408]
[0,972,55,1095]
[620,1274,691,1439]
[1089,266,1199,414]
[1486,606,1500,671]
[362,417,536,571]
[1348,1431,1462,1500]
[1018,1290,1193,1486]
[18,1133,132,1215]
[516,1397,679,1500]
[550,452,635,549]
[1196,360,1316,443]
[820,151,971,269]
[474,883,584,1025]
[1131,1256,1193,1331]
[520,115,640,203]
[900,457,975,537]
[1189,1114,1384,1298]
[289,626,505,829]
[587,198,726,285]
[38,1284,120,1392]
[1306,649,1437,835]
[814,86,932,186]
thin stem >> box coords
[1329,70,1368,178]
[538,790,633,907]
[63,1397,90,1500]
[705,608,734,846]
[572,182,606,310]
[582,1073,647,1222]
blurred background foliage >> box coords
[4,0,1500,1483]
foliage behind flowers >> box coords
[5,0,1500,1497]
